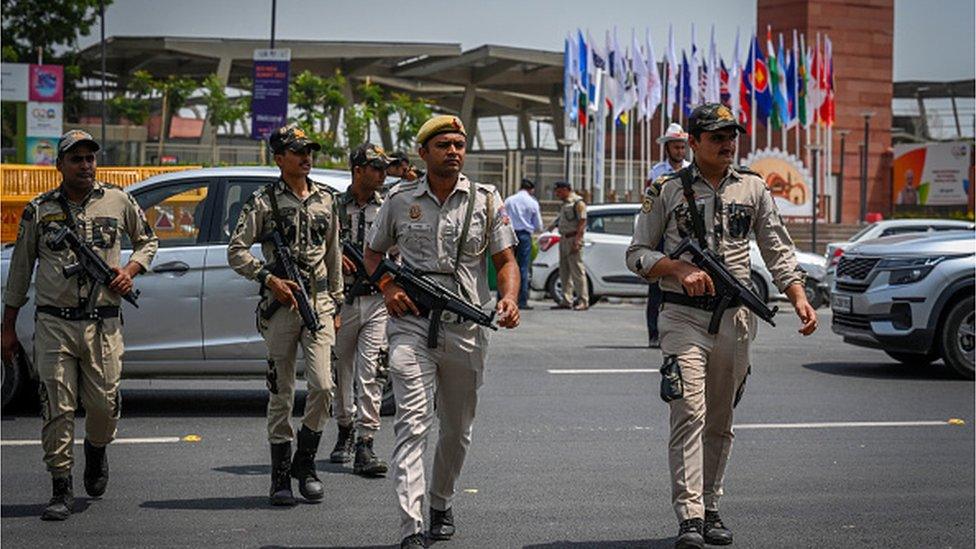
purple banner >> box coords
[251,49,291,140]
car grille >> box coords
[834,280,870,293]
[836,256,880,280]
[833,311,872,331]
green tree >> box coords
[289,70,347,163]
[200,74,249,165]
[389,92,433,150]
[152,75,197,164]
[107,70,153,162]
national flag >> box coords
[767,28,786,129]
[577,30,589,127]
[689,24,700,106]
[563,34,578,123]
[705,25,721,104]
[818,36,835,126]
[719,59,730,106]
[776,34,792,128]
[751,34,772,123]
[645,28,662,120]
[632,29,648,121]
[729,27,742,123]
[664,24,678,118]
[681,50,693,116]
[739,37,754,127]
[785,42,797,129]
[588,30,606,113]
[797,31,809,127]
[605,30,618,111]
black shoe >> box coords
[269,442,296,506]
[429,506,455,540]
[83,440,109,497]
[353,437,388,477]
[291,425,324,501]
[41,476,74,521]
[330,424,355,463]
[648,333,660,348]
[675,518,704,549]
[704,510,733,545]
[400,533,426,549]
[520,304,534,310]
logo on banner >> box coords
[29,64,63,102]
[742,148,813,218]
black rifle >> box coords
[342,242,375,305]
[669,236,778,334]
[262,230,322,332]
[52,225,140,308]
[370,258,497,347]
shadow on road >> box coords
[523,540,672,549]
[802,361,964,380]
[213,461,357,477]
[259,545,395,549]
[583,345,655,351]
[1,498,93,518]
[141,495,308,511]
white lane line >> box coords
[735,420,964,430]
[1,435,199,447]
[548,368,656,374]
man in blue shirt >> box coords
[503,178,544,309]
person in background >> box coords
[503,178,544,309]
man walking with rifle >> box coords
[330,143,393,477]
[227,125,343,506]
[1,130,158,521]
[626,104,817,549]
[363,115,520,549]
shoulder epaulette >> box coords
[35,188,59,204]
[473,181,496,195]
[388,180,419,197]
[100,182,123,191]
[312,180,337,195]
[736,165,762,177]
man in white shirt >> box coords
[503,178,544,309]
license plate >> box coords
[831,294,852,314]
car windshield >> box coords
[849,223,877,242]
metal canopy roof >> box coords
[893,79,975,99]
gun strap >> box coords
[266,181,318,302]
[677,167,708,250]
[451,184,479,305]
[56,192,99,310]
[427,306,443,348]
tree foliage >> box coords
[107,70,154,126]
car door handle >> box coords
[153,261,190,275]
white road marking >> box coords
[734,420,963,430]
[548,368,656,374]
[1,436,198,447]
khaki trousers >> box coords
[258,294,336,443]
[333,293,388,435]
[34,313,123,476]
[387,314,488,539]
[558,238,588,306]
[658,304,754,521]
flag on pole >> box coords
[705,25,721,104]
[588,30,606,113]
[681,50,693,116]
[739,37,754,127]
[776,34,792,128]
[632,29,648,122]
[807,35,825,120]
[577,30,589,127]
[645,28,662,120]
[767,29,785,129]
[563,34,579,124]
[664,24,678,118]
[689,24,700,106]
[729,27,742,122]
[797,32,809,127]
[785,43,798,129]
[719,59,730,106]
[818,36,834,126]
[752,34,772,123]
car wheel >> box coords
[1,347,30,413]
[804,279,825,309]
[884,350,936,366]
[545,270,596,305]
[940,296,975,380]
[749,272,769,303]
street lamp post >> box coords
[808,144,822,254]
[859,112,874,223]
[100,0,107,161]
[836,129,850,223]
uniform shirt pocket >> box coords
[402,222,434,261]
[92,217,119,249]
[461,214,487,256]
[725,203,755,240]
[310,212,331,246]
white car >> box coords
[824,219,974,274]
[529,203,822,305]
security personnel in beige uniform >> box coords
[626,104,817,549]
[227,125,343,506]
[1,130,158,521]
[330,143,392,477]
[550,181,589,310]
[363,115,520,549]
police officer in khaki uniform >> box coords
[549,181,589,310]
[363,115,520,549]
[227,125,343,506]
[329,143,392,477]
[626,104,817,549]
[1,130,158,521]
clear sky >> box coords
[78,0,975,82]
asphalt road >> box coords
[2,301,973,548]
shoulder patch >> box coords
[20,202,36,221]
[36,189,58,204]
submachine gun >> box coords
[342,242,375,305]
[52,225,140,308]
[261,230,322,333]
[669,236,778,334]
[369,258,497,348]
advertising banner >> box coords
[1,63,29,101]
[27,101,63,137]
[893,142,972,206]
[26,136,58,165]
[743,148,815,218]
[29,64,64,102]
[251,49,291,140]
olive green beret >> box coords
[416,115,466,146]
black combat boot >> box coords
[400,533,426,549]
[41,475,74,521]
[704,510,734,545]
[269,442,296,506]
[353,436,388,477]
[429,506,455,540]
[290,425,324,501]
[675,517,704,549]
[329,424,355,463]
[83,439,109,497]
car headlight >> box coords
[877,255,970,285]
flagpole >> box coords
[750,30,757,154]
[660,59,667,161]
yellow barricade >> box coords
[1,164,201,242]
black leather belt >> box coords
[37,305,120,321]
[661,291,740,312]
[345,283,378,298]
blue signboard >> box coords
[251,49,291,140]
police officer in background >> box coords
[1,130,158,521]
[227,125,343,506]
[330,143,392,477]
[645,124,691,347]
[363,115,520,549]
[549,181,588,310]
[626,104,817,549]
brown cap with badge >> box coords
[688,103,747,135]
[416,115,466,146]
[58,129,101,157]
[350,143,393,169]
[269,124,322,154]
